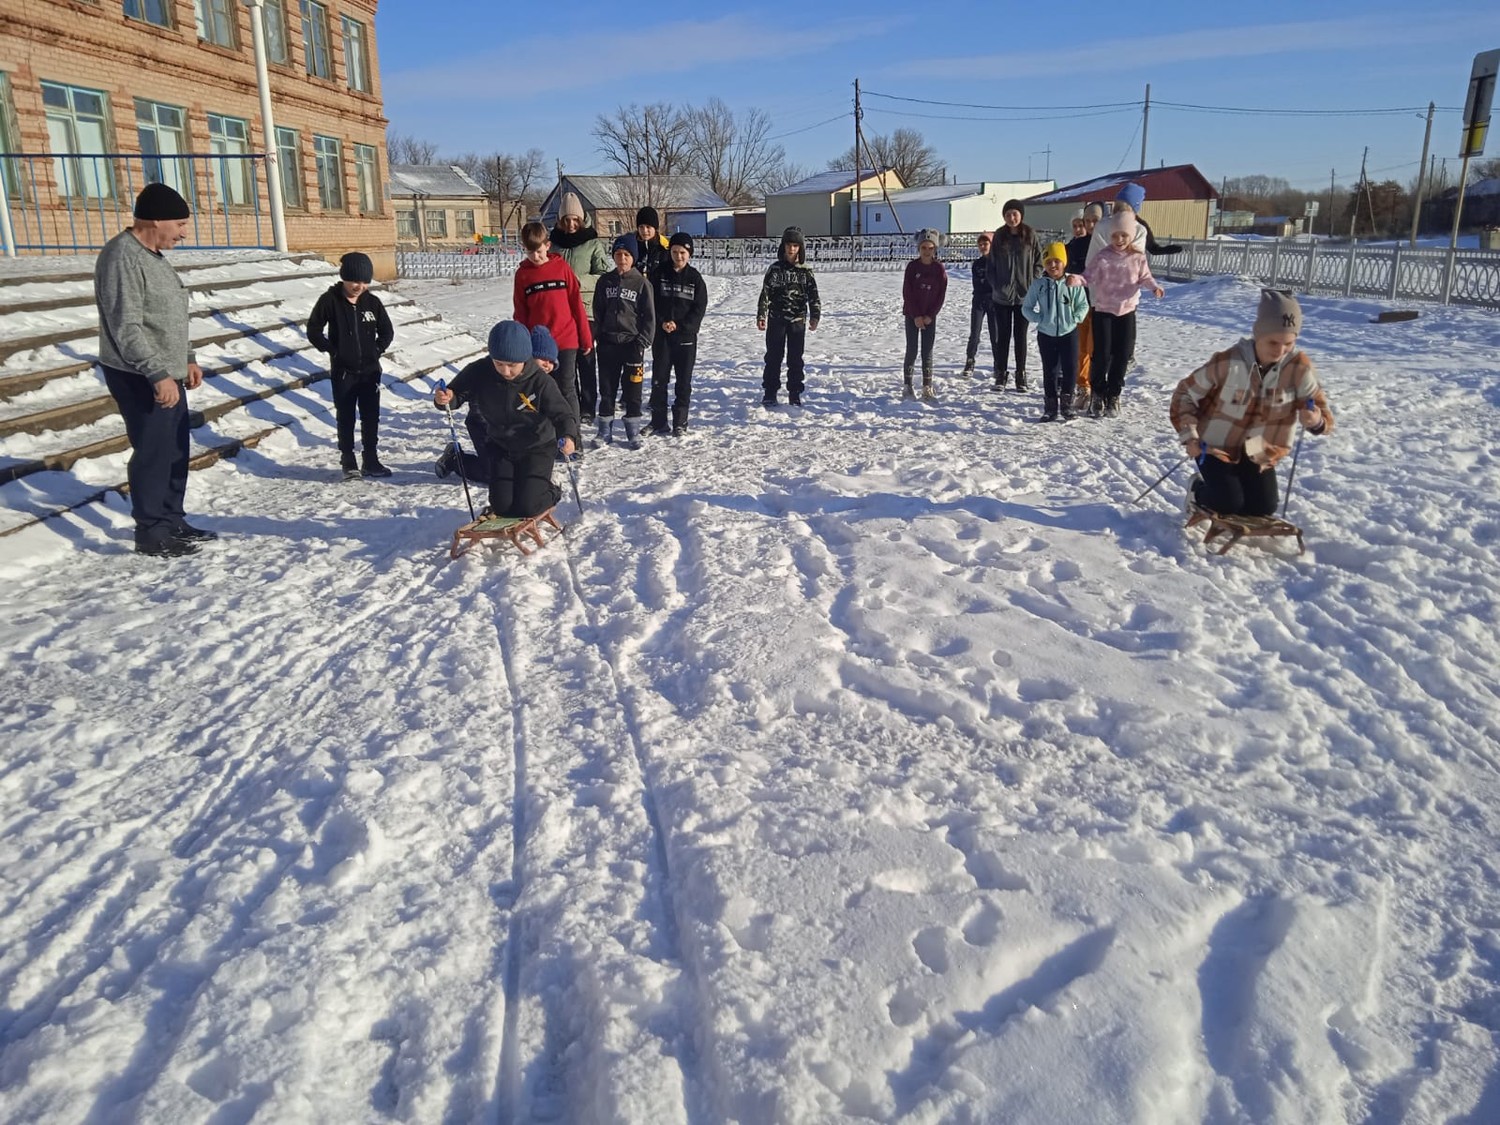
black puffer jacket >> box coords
[443,357,579,455]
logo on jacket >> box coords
[517,391,538,412]
[361,310,377,322]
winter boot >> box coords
[1013,369,1028,392]
[991,370,1008,392]
[362,453,393,478]
[921,363,935,401]
[622,416,643,449]
[962,358,976,376]
[434,442,460,479]
[1088,394,1105,419]
[1104,397,1120,418]
[903,363,916,400]
[340,451,360,481]
[594,416,613,446]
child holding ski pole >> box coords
[1169,289,1334,516]
[433,320,578,518]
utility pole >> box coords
[1350,147,1368,239]
[853,78,863,238]
[1140,83,1150,171]
[1410,102,1435,246]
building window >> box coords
[353,143,379,215]
[41,81,115,200]
[207,112,252,206]
[455,209,475,238]
[262,0,290,65]
[135,99,193,202]
[195,0,238,48]
[0,74,22,201]
[342,16,372,93]
[313,133,343,211]
[301,1,332,80]
[124,0,173,28]
[275,126,303,209]
[396,210,418,239]
[425,208,447,239]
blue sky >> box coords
[375,2,1500,193]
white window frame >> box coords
[342,16,372,93]
[301,1,332,80]
[195,0,238,48]
[396,210,418,240]
[353,143,380,215]
[425,208,447,239]
[41,80,116,200]
[455,209,475,238]
[0,73,23,201]
[275,125,303,209]
[262,0,290,65]
[207,111,252,207]
[135,98,194,202]
[313,133,343,211]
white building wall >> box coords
[854,200,951,235]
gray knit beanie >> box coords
[1254,289,1303,336]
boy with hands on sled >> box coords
[433,320,578,519]
[1169,289,1334,518]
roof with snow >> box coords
[1026,164,1218,205]
[769,168,901,196]
[389,164,486,198]
[875,183,989,204]
[556,175,730,211]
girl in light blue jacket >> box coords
[1021,242,1091,421]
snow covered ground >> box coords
[3,266,1500,1123]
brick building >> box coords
[0,0,395,275]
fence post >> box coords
[1270,240,1283,287]
[1212,239,1223,275]
[1343,242,1358,297]
[1388,246,1402,300]
[1441,248,1457,305]
[1303,240,1318,294]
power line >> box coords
[1155,99,1460,117]
[864,106,1139,124]
[864,89,1139,112]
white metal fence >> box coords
[394,232,1500,310]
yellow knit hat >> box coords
[1043,241,1068,264]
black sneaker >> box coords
[762,393,777,406]
[1041,411,1058,422]
[649,422,671,436]
[1014,375,1029,392]
[362,457,394,478]
[174,522,218,541]
[136,534,200,557]
[788,393,801,406]
[671,424,687,437]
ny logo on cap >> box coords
[1282,314,1296,326]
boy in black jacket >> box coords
[963,230,999,377]
[649,232,708,436]
[432,320,578,518]
[756,226,821,406]
[592,235,656,448]
[307,251,395,479]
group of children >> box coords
[307,181,1332,524]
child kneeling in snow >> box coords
[1169,289,1334,517]
[433,320,578,518]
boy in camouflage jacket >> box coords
[756,226,821,406]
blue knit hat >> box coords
[1115,182,1146,212]
[529,324,558,363]
[487,320,532,363]
[611,234,636,260]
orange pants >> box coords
[1076,311,1093,394]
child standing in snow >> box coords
[513,220,591,425]
[902,228,948,400]
[963,230,999,378]
[592,236,655,447]
[757,226,821,406]
[1021,242,1091,421]
[1068,211,1163,418]
[306,251,395,479]
[649,231,708,436]
[432,320,578,518]
[984,199,1043,391]
[1170,290,1334,516]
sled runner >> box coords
[1186,503,1304,556]
[450,508,563,559]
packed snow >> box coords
[2,264,1500,1124]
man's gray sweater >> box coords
[93,228,194,384]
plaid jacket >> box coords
[1170,337,1335,467]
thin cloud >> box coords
[889,14,1479,80]
[384,14,896,102]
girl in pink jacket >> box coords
[1069,211,1163,418]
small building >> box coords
[767,168,905,238]
[853,180,1055,236]
[0,0,393,273]
[732,210,766,238]
[536,174,731,239]
[1022,165,1219,241]
[390,164,492,249]
[1427,177,1500,235]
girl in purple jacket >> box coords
[902,228,948,400]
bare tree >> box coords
[386,130,440,164]
[592,103,693,178]
[685,99,787,206]
[827,127,944,187]
[449,148,548,234]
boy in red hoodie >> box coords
[513,220,592,423]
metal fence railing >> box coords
[390,230,1500,310]
[0,152,273,253]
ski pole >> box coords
[436,379,476,523]
[1131,454,1189,505]
[1281,400,1313,519]
[559,438,583,515]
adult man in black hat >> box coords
[94,182,215,556]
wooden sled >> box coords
[1186,504,1304,556]
[450,508,563,559]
